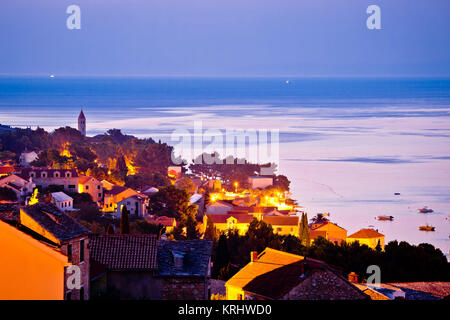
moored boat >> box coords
[418,207,434,213]
[378,215,394,221]
[419,225,435,231]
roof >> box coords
[248,176,274,180]
[190,193,203,204]
[0,166,15,175]
[207,213,254,224]
[16,167,78,179]
[146,215,176,227]
[78,176,99,184]
[227,248,366,300]
[0,204,19,223]
[226,248,304,291]
[20,203,90,242]
[386,282,450,300]
[78,110,86,119]
[348,228,384,239]
[89,234,158,271]
[310,221,346,231]
[51,192,73,202]
[262,215,299,226]
[104,186,128,196]
[157,240,212,277]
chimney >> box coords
[250,251,258,262]
[172,250,185,271]
[348,272,359,284]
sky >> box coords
[1,0,450,77]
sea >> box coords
[1,76,449,259]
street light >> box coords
[234,182,238,193]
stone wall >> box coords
[62,236,90,300]
[161,277,208,300]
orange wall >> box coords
[0,220,69,300]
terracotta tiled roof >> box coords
[348,228,384,239]
[262,215,299,226]
[89,234,158,271]
[0,166,16,175]
[15,167,78,178]
[78,176,99,184]
[146,215,176,227]
[310,230,327,239]
[207,213,254,224]
[387,282,450,299]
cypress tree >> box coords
[299,212,310,247]
[120,206,130,234]
[106,224,115,235]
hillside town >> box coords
[0,112,449,300]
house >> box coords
[146,215,176,233]
[78,176,103,202]
[262,215,299,237]
[248,176,273,189]
[204,213,254,235]
[309,221,347,244]
[101,179,115,191]
[225,248,368,300]
[0,174,35,201]
[19,203,91,300]
[168,166,182,179]
[206,200,234,214]
[0,219,70,300]
[89,234,160,300]
[15,167,79,194]
[51,192,74,211]
[157,240,212,300]
[190,193,205,219]
[347,228,385,250]
[19,151,38,166]
[103,185,147,217]
[116,195,148,217]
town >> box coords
[0,111,449,300]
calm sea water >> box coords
[1,76,450,259]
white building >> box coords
[248,176,273,189]
[51,192,73,211]
[19,151,38,166]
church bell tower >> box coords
[78,109,86,136]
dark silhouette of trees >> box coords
[120,206,130,234]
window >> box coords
[30,172,35,178]
[80,287,84,301]
[98,193,102,198]
[85,185,89,190]
[237,294,243,300]
[67,244,72,262]
[66,172,72,178]
[54,172,60,178]
[97,185,101,190]
[66,291,72,300]
[41,172,47,178]
[80,239,85,262]
[69,185,75,189]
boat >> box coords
[418,207,434,213]
[419,225,435,231]
[49,74,55,78]
[378,215,394,221]
[394,192,401,195]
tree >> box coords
[106,224,115,235]
[310,213,329,224]
[204,216,217,241]
[274,175,291,191]
[174,176,197,194]
[213,234,230,278]
[120,206,130,234]
[130,220,165,238]
[299,212,310,247]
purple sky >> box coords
[1,0,450,77]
